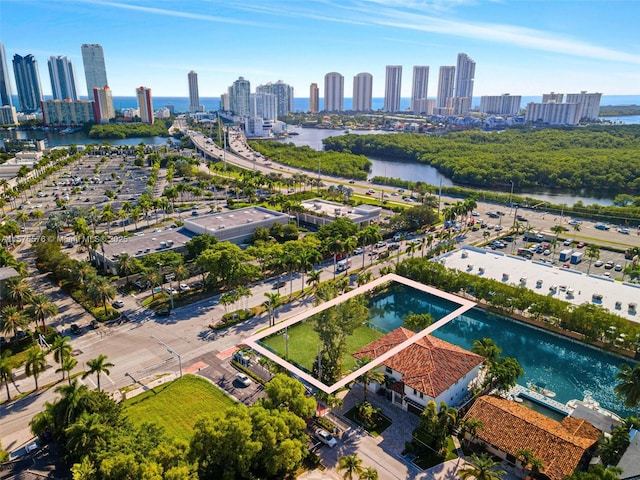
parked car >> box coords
[179,283,190,291]
[314,428,337,448]
[112,299,125,308]
[155,309,171,317]
[563,240,572,246]
[235,372,252,387]
[614,264,623,271]
[354,247,364,255]
[273,280,286,289]
[90,319,100,329]
[70,324,81,334]
[594,260,604,267]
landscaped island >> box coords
[87,119,170,139]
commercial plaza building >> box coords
[91,207,289,274]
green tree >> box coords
[115,253,137,284]
[25,346,47,391]
[354,356,385,403]
[27,293,58,331]
[0,305,27,339]
[471,338,502,366]
[0,351,15,401]
[585,244,600,275]
[359,467,379,480]
[71,456,96,480]
[51,335,73,381]
[5,277,33,310]
[87,276,116,315]
[516,449,545,479]
[56,356,78,385]
[263,373,317,419]
[263,292,282,328]
[458,453,506,480]
[484,357,524,393]
[615,364,640,415]
[82,354,114,392]
[337,454,363,480]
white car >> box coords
[179,283,190,291]
[354,247,364,255]
[112,300,125,308]
[314,428,337,448]
[235,372,252,387]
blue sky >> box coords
[2,0,640,99]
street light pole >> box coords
[151,335,182,377]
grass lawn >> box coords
[413,437,458,469]
[260,321,384,373]
[344,405,392,437]
[123,374,237,442]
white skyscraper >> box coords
[411,66,429,114]
[81,44,109,94]
[188,70,200,113]
[324,72,344,112]
[542,92,564,104]
[455,53,475,99]
[436,66,455,110]
[250,93,277,121]
[0,42,13,107]
[48,56,78,101]
[479,94,521,115]
[565,91,602,120]
[229,77,251,117]
[383,65,402,112]
[352,72,373,112]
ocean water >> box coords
[17,94,636,115]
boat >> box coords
[527,381,556,398]
[567,390,623,432]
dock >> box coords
[509,384,573,416]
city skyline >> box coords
[1,1,639,99]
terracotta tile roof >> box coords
[354,327,483,398]
[464,396,601,480]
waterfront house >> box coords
[463,395,601,480]
[353,327,483,414]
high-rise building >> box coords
[455,53,475,99]
[42,99,94,126]
[565,91,602,120]
[383,65,402,112]
[352,72,373,112]
[93,86,115,123]
[542,92,564,104]
[188,70,200,114]
[48,56,78,101]
[324,72,344,112]
[229,77,251,117]
[220,92,230,111]
[525,102,581,125]
[0,106,18,125]
[81,44,109,94]
[12,54,43,113]
[411,66,429,114]
[479,94,522,116]
[436,66,455,110]
[309,83,319,113]
[136,86,153,124]
[0,43,13,107]
[256,80,293,118]
[250,93,277,121]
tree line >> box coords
[323,126,640,193]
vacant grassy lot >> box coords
[123,374,237,441]
[261,321,384,373]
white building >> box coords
[479,94,522,116]
[256,81,293,118]
[354,327,483,414]
[324,72,344,112]
[446,97,472,116]
[188,70,201,114]
[411,66,429,114]
[81,44,108,94]
[48,55,78,101]
[566,91,602,121]
[383,65,402,112]
[436,66,455,110]
[229,77,251,117]
[542,92,564,104]
[525,101,581,125]
[92,86,115,123]
[455,53,476,100]
[352,72,373,112]
[250,93,277,121]
[0,105,17,125]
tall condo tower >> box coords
[229,77,251,117]
[188,70,200,113]
[136,86,153,124]
[309,83,319,113]
[256,80,293,118]
[324,72,344,112]
[93,86,115,123]
[12,54,43,112]
[48,56,78,101]
[383,65,402,112]
[436,66,455,109]
[454,53,475,99]
[352,72,373,112]
[0,43,13,106]
[81,44,109,94]
[411,66,429,114]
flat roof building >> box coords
[298,199,381,227]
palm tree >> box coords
[359,467,379,480]
[614,364,640,415]
[458,453,506,480]
[516,449,545,479]
[87,277,116,315]
[5,277,33,309]
[65,412,109,454]
[0,351,15,401]
[71,456,96,480]
[51,335,73,381]
[263,292,281,327]
[115,253,136,284]
[56,356,78,385]
[82,354,114,392]
[306,270,321,290]
[0,305,27,339]
[337,454,363,480]
[471,338,502,366]
[27,293,58,331]
[25,346,47,391]
[586,244,600,275]
[355,356,385,402]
